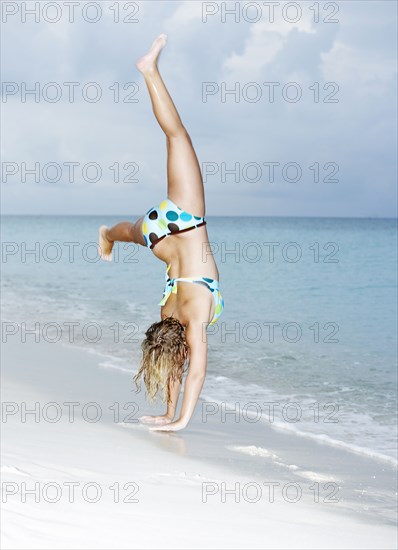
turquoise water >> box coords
[1,215,397,462]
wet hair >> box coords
[133,317,188,403]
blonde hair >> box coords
[133,317,188,403]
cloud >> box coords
[321,39,396,83]
[163,0,204,30]
[1,0,397,217]
[221,7,316,81]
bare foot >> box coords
[136,33,168,74]
[98,225,113,262]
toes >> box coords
[152,34,167,49]
[98,226,113,261]
[99,250,112,262]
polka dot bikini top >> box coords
[142,198,206,249]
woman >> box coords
[98,34,224,432]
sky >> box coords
[1,0,397,217]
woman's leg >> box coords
[136,34,205,216]
[98,217,145,261]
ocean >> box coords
[1,215,397,464]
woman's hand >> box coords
[149,419,187,432]
[138,414,173,425]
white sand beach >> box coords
[2,0,397,547]
[1,338,396,549]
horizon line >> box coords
[1,214,397,220]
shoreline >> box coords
[4,323,397,468]
[1,337,397,549]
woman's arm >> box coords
[166,377,182,419]
[139,377,182,425]
[151,320,207,431]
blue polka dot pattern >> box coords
[159,264,224,326]
[180,212,192,222]
[142,198,206,250]
[166,210,179,221]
